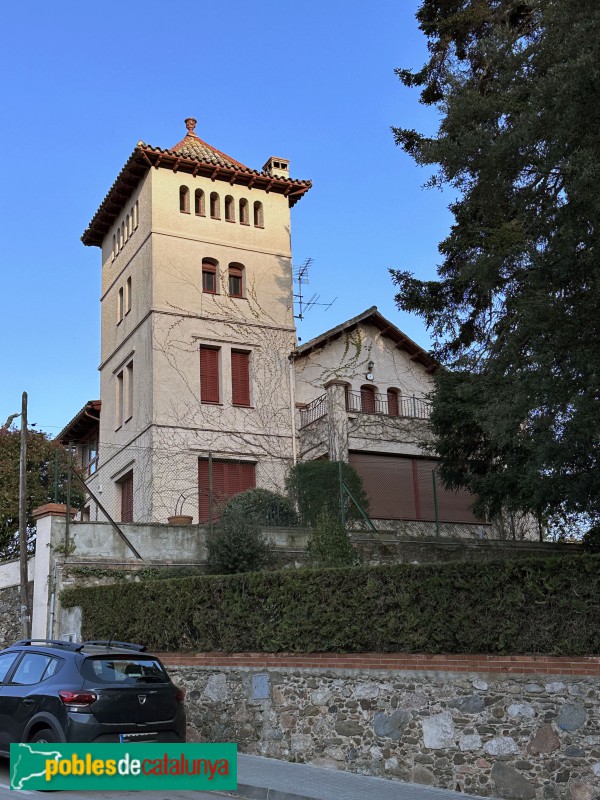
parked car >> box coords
[0,639,185,754]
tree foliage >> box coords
[286,461,369,527]
[219,488,298,528]
[207,493,275,575]
[392,0,600,521]
[0,427,75,559]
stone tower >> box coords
[81,118,311,523]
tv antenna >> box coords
[293,258,336,321]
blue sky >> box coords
[0,0,451,437]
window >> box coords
[10,654,61,685]
[253,201,264,227]
[387,389,399,417]
[133,200,139,229]
[116,371,124,429]
[198,459,256,522]
[126,276,132,314]
[225,195,235,222]
[179,185,190,213]
[126,214,131,237]
[195,189,205,216]
[112,234,116,260]
[231,350,251,406]
[200,346,220,403]
[82,436,99,476]
[119,471,134,523]
[121,222,125,245]
[228,263,244,298]
[210,192,220,219]
[360,385,376,413]
[202,259,218,294]
[117,287,124,323]
[125,361,134,422]
[239,198,249,225]
[0,652,19,682]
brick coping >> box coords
[160,652,600,676]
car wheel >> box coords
[30,728,58,744]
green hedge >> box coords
[61,555,600,656]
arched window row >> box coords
[346,386,423,418]
[202,259,246,298]
[179,185,264,228]
[112,201,139,261]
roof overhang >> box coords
[81,144,312,248]
[291,307,438,374]
[56,401,101,444]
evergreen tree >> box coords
[392,0,600,522]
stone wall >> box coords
[163,654,600,800]
[0,583,31,648]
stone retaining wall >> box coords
[0,584,22,648]
[163,653,600,800]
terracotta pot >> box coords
[167,515,193,526]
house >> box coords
[58,118,482,533]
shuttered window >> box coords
[119,471,134,523]
[231,351,251,406]
[349,453,483,524]
[198,459,256,522]
[360,385,376,413]
[387,389,399,417]
[200,347,220,403]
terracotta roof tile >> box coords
[170,132,250,170]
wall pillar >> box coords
[30,504,74,640]
[324,380,349,462]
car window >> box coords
[10,654,61,685]
[81,658,169,684]
[0,652,19,683]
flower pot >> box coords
[167,515,193,526]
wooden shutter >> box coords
[200,347,219,403]
[360,386,376,413]
[120,472,133,523]
[387,390,399,417]
[198,459,256,522]
[231,351,250,406]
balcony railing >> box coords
[345,390,431,419]
[299,394,327,428]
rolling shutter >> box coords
[231,351,251,406]
[200,347,219,403]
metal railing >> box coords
[346,391,431,419]
[299,394,327,428]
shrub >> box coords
[582,524,600,553]
[207,502,274,575]
[221,488,298,527]
[286,461,369,527]
[307,512,361,567]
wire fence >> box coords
[66,443,541,542]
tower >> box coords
[81,118,311,523]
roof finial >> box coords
[184,117,197,136]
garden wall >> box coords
[163,653,600,800]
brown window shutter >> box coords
[360,386,376,413]
[387,390,399,416]
[231,351,250,406]
[120,471,134,523]
[198,459,256,522]
[200,347,219,403]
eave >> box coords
[56,401,101,444]
[81,144,312,248]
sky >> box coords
[0,0,452,437]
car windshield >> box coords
[80,657,169,684]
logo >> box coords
[138,695,147,704]
[10,743,237,791]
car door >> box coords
[0,651,24,750]
[0,652,61,746]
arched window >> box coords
[239,198,249,225]
[360,384,376,414]
[116,227,121,254]
[202,259,218,294]
[195,189,205,216]
[228,263,244,298]
[387,389,400,417]
[112,234,116,259]
[134,200,139,229]
[225,195,235,222]
[253,201,264,227]
[121,222,125,244]
[126,214,131,238]
[210,192,220,219]
[179,185,190,213]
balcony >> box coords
[299,391,430,429]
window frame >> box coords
[202,259,218,295]
[179,185,190,214]
[228,263,244,298]
[200,345,221,404]
[231,350,251,407]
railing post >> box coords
[432,468,440,539]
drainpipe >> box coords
[289,358,298,465]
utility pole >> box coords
[19,391,31,638]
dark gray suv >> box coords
[0,639,186,753]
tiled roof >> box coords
[56,400,101,444]
[292,307,438,373]
[81,118,311,247]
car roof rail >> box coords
[13,639,81,651]
[81,640,147,652]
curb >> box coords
[235,785,317,800]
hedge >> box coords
[60,555,600,656]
